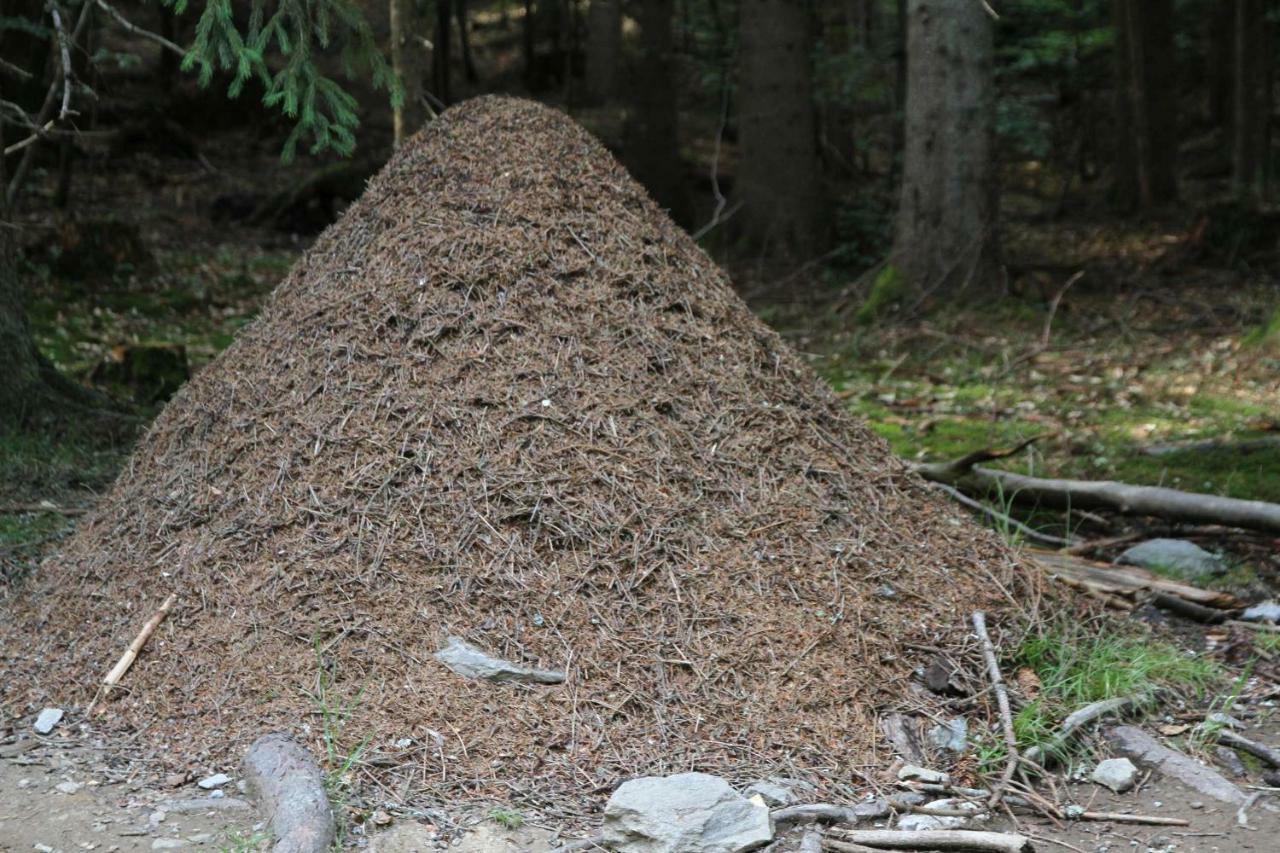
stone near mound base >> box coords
[603,773,773,853]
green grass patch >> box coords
[988,623,1220,769]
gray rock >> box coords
[1213,746,1247,778]
[151,841,187,850]
[434,636,566,685]
[54,780,83,794]
[927,718,968,753]
[197,773,232,790]
[157,796,253,815]
[1107,726,1245,804]
[898,798,984,831]
[34,708,64,735]
[603,772,773,853]
[1242,601,1280,624]
[243,732,335,853]
[1119,539,1225,579]
[896,765,949,785]
[743,777,813,808]
[186,835,214,845]
[1090,758,1138,793]
[896,814,964,832]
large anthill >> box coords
[1,97,1032,813]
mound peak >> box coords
[2,97,1030,812]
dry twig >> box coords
[973,612,1018,806]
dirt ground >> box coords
[0,735,259,853]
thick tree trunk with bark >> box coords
[585,0,621,102]
[737,0,825,258]
[623,0,690,225]
[391,0,428,143]
[889,0,999,296]
[1113,0,1178,209]
[1232,0,1274,201]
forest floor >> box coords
[4,106,1280,852]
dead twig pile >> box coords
[0,97,1033,814]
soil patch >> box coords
[1,97,1033,815]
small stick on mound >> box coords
[87,593,177,714]
[973,611,1019,807]
[827,828,1035,852]
[1075,811,1188,827]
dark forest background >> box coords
[2,0,1279,576]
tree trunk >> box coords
[434,0,453,104]
[391,0,429,144]
[1207,1,1232,129]
[736,0,825,258]
[889,0,999,297]
[585,0,622,102]
[623,0,690,225]
[1112,0,1178,209]
[456,0,478,83]
[1232,0,1274,201]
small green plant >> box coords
[488,807,525,830]
[993,622,1220,767]
[308,644,372,841]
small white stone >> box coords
[34,844,55,853]
[1090,758,1138,793]
[55,780,83,795]
[34,708,64,735]
[151,840,187,850]
[196,773,231,790]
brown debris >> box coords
[0,97,1033,814]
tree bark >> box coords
[1232,0,1274,201]
[736,0,825,258]
[889,0,999,297]
[456,0,478,83]
[1112,0,1178,209]
[391,0,429,144]
[585,0,622,102]
[623,0,690,225]
[434,0,453,104]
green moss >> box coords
[855,265,904,325]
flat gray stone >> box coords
[743,777,813,807]
[1214,746,1247,778]
[1119,539,1224,579]
[451,823,555,852]
[927,718,968,753]
[197,773,232,790]
[1107,726,1245,804]
[897,798,982,831]
[1242,601,1280,624]
[33,708,63,734]
[151,841,187,850]
[603,772,773,853]
[434,636,565,685]
[897,765,949,785]
[1090,758,1138,793]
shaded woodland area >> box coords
[3,0,1279,628]
[6,3,1280,853]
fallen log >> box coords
[914,449,1280,534]
[1027,550,1241,612]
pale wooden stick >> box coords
[87,593,177,714]
[1077,811,1188,827]
[827,829,1033,853]
[973,611,1019,806]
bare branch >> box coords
[48,2,75,120]
[95,0,187,56]
[0,57,35,81]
